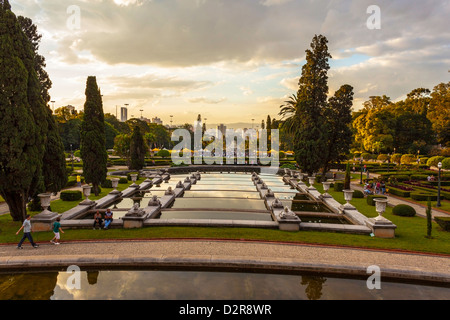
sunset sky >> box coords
[10,0,450,127]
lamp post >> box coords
[69,144,74,171]
[437,162,442,207]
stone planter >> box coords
[365,198,397,238]
[80,185,96,206]
[322,182,332,198]
[129,174,139,188]
[109,178,121,195]
[31,193,59,232]
[340,189,356,211]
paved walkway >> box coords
[0,239,449,284]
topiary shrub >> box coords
[101,179,113,188]
[366,195,387,206]
[60,190,82,202]
[401,154,417,164]
[392,204,416,217]
[434,217,450,231]
[333,181,344,192]
[353,190,364,198]
[442,157,450,170]
[427,156,445,168]
[119,177,128,184]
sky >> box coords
[9,0,450,128]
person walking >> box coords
[16,215,39,249]
[50,216,64,245]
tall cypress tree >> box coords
[0,0,49,221]
[80,76,107,196]
[130,125,147,170]
[293,35,331,175]
[18,16,67,194]
[321,84,354,178]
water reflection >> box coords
[0,270,448,300]
[301,276,327,300]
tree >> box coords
[321,84,354,178]
[129,125,147,170]
[278,94,300,135]
[17,16,52,105]
[344,162,351,190]
[19,16,67,195]
[292,35,331,175]
[426,198,432,238]
[104,122,119,150]
[353,99,395,153]
[428,82,450,147]
[0,1,48,221]
[113,134,131,167]
[80,76,107,196]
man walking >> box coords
[16,215,39,249]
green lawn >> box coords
[1,180,449,255]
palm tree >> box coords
[278,93,300,134]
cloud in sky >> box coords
[9,0,450,124]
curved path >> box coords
[0,239,449,285]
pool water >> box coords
[1,270,448,300]
[170,198,268,211]
[159,210,273,221]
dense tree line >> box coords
[353,82,449,155]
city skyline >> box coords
[10,0,450,126]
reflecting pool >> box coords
[1,270,448,300]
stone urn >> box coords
[322,182,332,198]
[80,185,95,206]
[31,193,59,232]
[129,174,139,188]
[373,198,389,221]
[109,178,121,195]
[340,189,356,211]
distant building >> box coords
[65,105,76,114]
[152,117,163,125]
[218,124,227,136]
[120,107,128,122]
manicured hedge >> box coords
[101,179,113,188]
[410,192,437,201]
[392,204,416,217]
[60,190,82,202]
[366,195,387,206]
[118,177,128,184]
[410,174,430,181]
[434,217,450,231]
[429,181,450,187]
[353,190,364,198]
[387,186,411,198]
[333,181,344,192]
